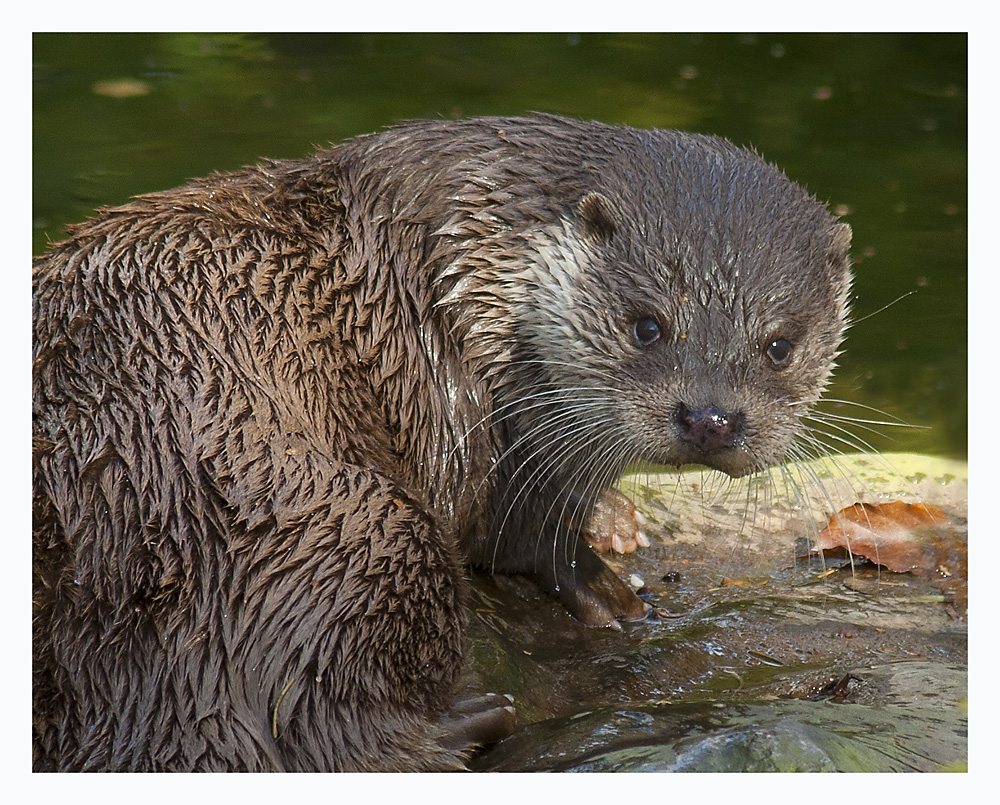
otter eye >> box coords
[633,317,662,348]
[766,338,793,368]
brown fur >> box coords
[32,114,851,770]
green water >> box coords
[32,33,967,458]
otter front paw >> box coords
[581,489,651,555]
[542,545,650,628]
[438,692,516,752]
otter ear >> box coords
[576,192,618,242]
[829,222,852,262]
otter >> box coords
[32,114,852,771]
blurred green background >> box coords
[32,33,967,458]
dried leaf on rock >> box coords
[814,501,967,617]
[814,501,949,573]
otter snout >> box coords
[675,403,745,452]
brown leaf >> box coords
[815,500,966,617]
[813,501,949,573]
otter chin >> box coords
[32,114,852,771]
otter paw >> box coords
[544,544,650,628]
[582,489,651,555]
[438,692,516,751]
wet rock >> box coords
[471,663,966,771]
[459,453,968,772]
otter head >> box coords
[507,133,852,488]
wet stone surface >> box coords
[458,453,968,772]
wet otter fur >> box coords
[32,114,852,771]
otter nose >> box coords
[676,404,744,452]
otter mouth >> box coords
[669,451,763,479]
[648,442,766,479]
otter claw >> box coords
[583,489,649,555]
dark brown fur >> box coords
[32,114,852,770]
